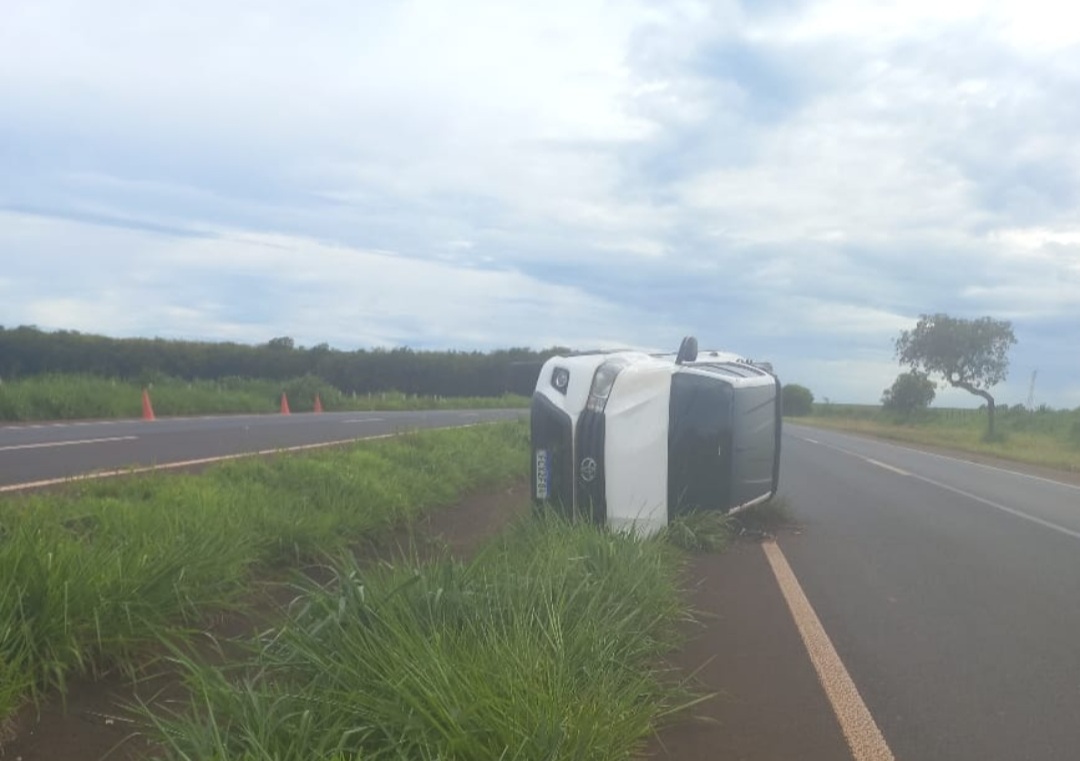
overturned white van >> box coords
[530,337,781,536]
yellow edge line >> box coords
[762,540,896,761]
[0,423,486,494]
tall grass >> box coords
[0,421,528,722]
[143,512,693,761]
[799,404,1080,472]
[659,496,795,550]
[660,510,734,552]
[0,374,528,422]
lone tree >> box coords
[881,371,936,419]
[894,314,1016,437]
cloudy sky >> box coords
[2,0,1079,407]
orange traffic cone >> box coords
[280,393,291,415]
[142,389,156,421]
[313,393,324,413]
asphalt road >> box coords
[780,423,1080,761]
[0,409,526,488]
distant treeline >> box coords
[0,326,559,397]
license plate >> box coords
[535,449,551,500]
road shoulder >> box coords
[648,540,852,760]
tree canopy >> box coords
[894,314,1016,435]
[0,325,558,397]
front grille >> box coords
[530,394,574,510]
[575,409,606,524]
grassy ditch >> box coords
[0,374,528,422]
[661,497,795,551]
[0,421,528,724]
[793,404,1080,473]
[142,513,693,761]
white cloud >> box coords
[0,211,672,350]
[785,357,899,405]
[767,0,1080,51]
[991,228,1080,250]
[1,0,1079,406]
[797,300,912,337]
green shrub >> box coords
[881,371,936,420]
[781,384,814,416]
[1068,418,1080,449]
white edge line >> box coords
[799,433,1080,541]
[0,423,490,494]
[789,424,1080,493]
[906,471,1080,541]
[762,540,895,761]
[901,443,1080,492]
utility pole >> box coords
[1026,369,1038,410]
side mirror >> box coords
[675,336,698,364]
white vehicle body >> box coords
[530,340,781,536]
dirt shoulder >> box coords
[647,539,851,760]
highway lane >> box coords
[0,409,526,488]
[779,423,1080,761]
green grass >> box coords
[0,374,528,422]
[661,510,735,552]
[0,421,529,722]
[141,511,694,761]
[795,404,1080,472]
[660,496,795,550]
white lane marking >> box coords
[797,432,1080,541]
[863,458,911,477]
[901,444,1080,492]
[763,540,896,761]
[0,423,490,494]
[794,436,866,460]
[905,471,1080,541]
[0,436,138,452]
[803,437,820,444]
[790,425,1080,493]
[342,418,385,423]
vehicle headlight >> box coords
[586,358,630,413]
